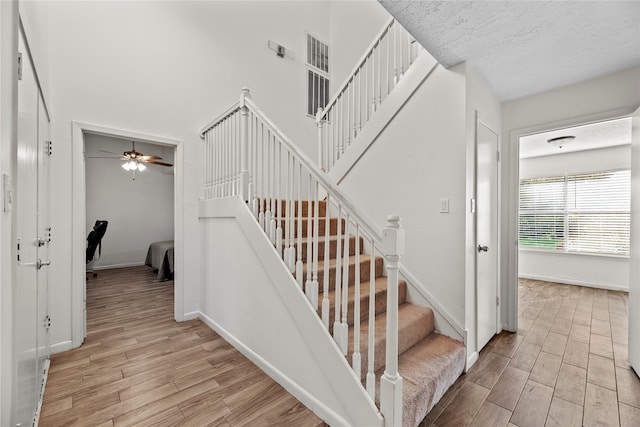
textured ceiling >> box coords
[379,1,640,101]
[519,117,631,159]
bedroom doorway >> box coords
[71,122,183,346]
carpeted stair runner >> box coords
[274,199,465,426]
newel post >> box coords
[380,215,404,427]
[239,87,251,202]
[316,107,325,171]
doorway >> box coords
[70,123,183,347]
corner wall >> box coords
[502,66,640,330]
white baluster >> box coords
[321,193,331,329]
[283,152,292,270]
[251,114,258,217]
[333,205,343,350]
[305,174,313,299]
[269,134,276,243]
[339,213,350,354]
[258,123,265,229]
[275,141,283,257]
[366,238,376,400]
[380,215,404,427]
[352,223,361,380]
[265,131,273,237]
[311,180,320,310]
[295,162,304,286]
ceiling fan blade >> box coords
[86,156,121,159]
[139,155,162,160]
[145,160,173,167]
[98,149,121,155]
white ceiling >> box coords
[379,1,640,101]
[519,117,632,159]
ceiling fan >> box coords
[90,141,173,178]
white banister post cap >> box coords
[383,215,404,256]
[240,88,251,106]
[315,107,324,124]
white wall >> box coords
[45,1,330,349]
[338,64,468,329]
[85,134,174,269]
[329,0,390,89]
[518,145,631,291]
[503,66,640,329]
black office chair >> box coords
[86,220,108,277]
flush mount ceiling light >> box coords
[547,135,575,149]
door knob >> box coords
[477,245,488,253]
[36,259,50,269]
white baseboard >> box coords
[518,274,628,292]
[465,351,479,372]
[182,311,199,321]
[195,310,351,427]
[92,262,146,270]
[50,340,74,354]
[34,359,50,427]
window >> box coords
[519,170,630,256]
[306,33,329,117]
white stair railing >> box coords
[200,89,404,425]
[316,18,422,172]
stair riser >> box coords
[273,218,345,238]
[295,236,363,261]
[258,199,327,217]
[324,281,407,332]
[309,256,384,291]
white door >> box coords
[15,33,40,426]
[630,106,640,374]
[476,119,500,350]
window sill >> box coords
[518,248,629,260]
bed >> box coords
[145,240,174,281]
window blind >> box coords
[519,170,630,256]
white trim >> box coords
[71,121,184,349]
[518,274,628,292]
[50,340,73,355]
[92,262,145,270]
[196,310,352,427]
[33,358,49,427]
[182,311,199,321]
[508,107,637,334]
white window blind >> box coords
[306,33,329,117]
[519,170,630,256]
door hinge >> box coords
[496,296,500,306]
[16,239,21,262]
[46,227,52,243]
[496,151,501,162]
[45,315,51,331]
[46,140,53,156]
[17,52,22,80]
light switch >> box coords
[440,198,449,213]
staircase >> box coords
[286,199,464,426]
[198,18,465,427]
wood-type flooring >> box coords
[39,266,325,426]
[419,278,640,427]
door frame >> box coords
[71,122,184,347]
[506,106,637,333]
[475,115,501,352]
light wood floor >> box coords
[39,266,324,426]
[419,278,640,427]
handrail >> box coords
[199,100,241,138]
[319,17,394,120]
[245,97,383,244]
